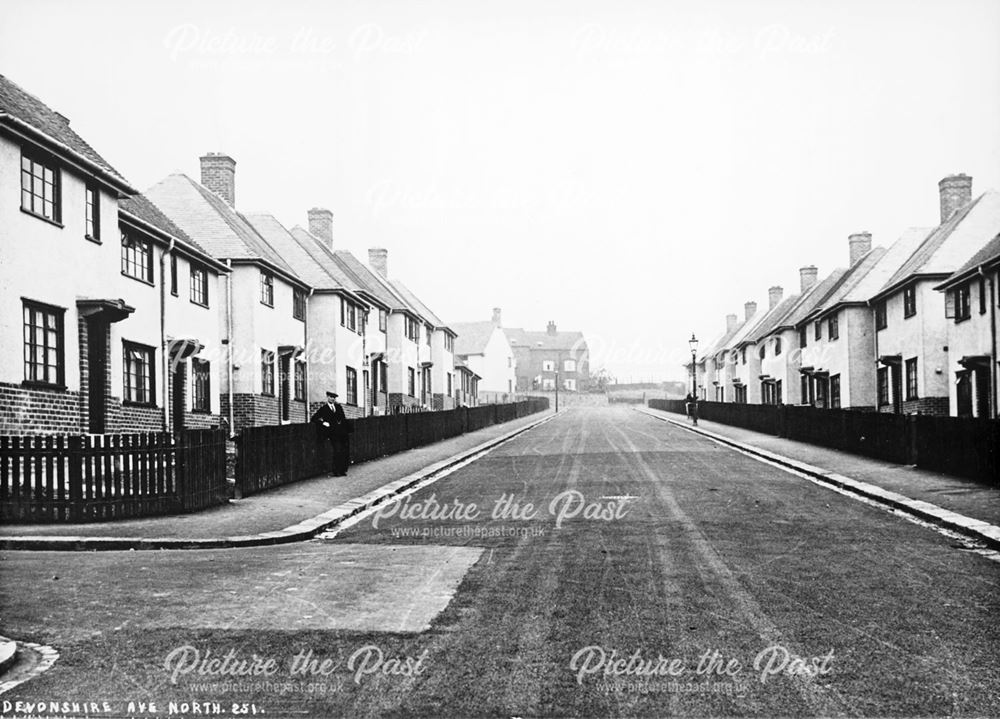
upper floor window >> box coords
[875,300,887,330]
[22,300,64,387]
[379,309,387,332]
[905,357,918,400]
[293,289,306,321]
[740,347,746,365]
[542,360,555,372]
[828,314,839,341]
[260,271,274,307]
[405,316,419,342]
[775,337,782,356]
[814,321,822,341]
[121,230,153,283]
[341,298,357,331]
[798,326,807,348]
[979,277,987,315]
[564,359,577,372]
[21,150,60,223]
[123,341,155,405]
[190,265,209,306]
[192,358,211,412]
[426,326,432,346]
[903,286,917,318]
[758,344,766,360]
[955,283,971,322]
[346,367,358,406]
[444,334,454,353]
[170,254,178,296]
[85,184,100,240]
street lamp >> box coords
[688,333,699,425]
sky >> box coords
[2,0,999,381]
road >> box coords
[1,407,998,718]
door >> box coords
[974,368,990,418]
[171,362,186,434]
[87,320,106,434]
[279,354,291,422]
[956,372,973,417]
[891,365,903,414]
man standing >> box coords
[311,391,353,476]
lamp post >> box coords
[688,333,699,425]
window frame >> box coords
[22,299,66,388]
[261,349,275,396]
[407,367,416,397]
[877,366,889,407]
[814,320,822,341]
[875,300,887,331]
[260,271,275,307]
[189,264,209,307]
[903,286,917,318]
[169,253,178,296]
[954,283,971,322]
[123,340,156,406]
[979,277,987,315]
[121,229,154,284]
[20,148,61,225]
[379,309,387,332]
[905,357,918,400]
[830,374,841,409]
[294,360,306,401]
[346,366,358,406]
[798,326,807,348]
[191,358,211,413]
[85,183,100,242]
[828,314,839,341]
[293,289,306,321]
[775,337,782,356]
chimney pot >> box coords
[726,314,738,332]
[308,208,333,247]
[199,152,236,207]
[799,265,818,292]
[744,301,757,321]
[547,321,557,336]
[768,286,783,310]
[848,232,872,265]
[368,248,388,278]
[938,173,972,224]
[492,307,502,327]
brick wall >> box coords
[221,393,284,433]
[0,383,83,434]
[902,396,950,416]
[121,403,163,432]
[388,393,420,413]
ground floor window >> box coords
[294,360,306,401]
[22,299,65,386]
[261,350,275,396]
[346,366,358,405]
[905,358,918,400]
[877,367,889,407]
[830,374,841,409]
[192,358,211,412]
[123,341,155,405]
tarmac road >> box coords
[1,406,998,718]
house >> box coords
[693,314,741,402]
[869,175,1000,415]
[388,279,458,410]
[454,358,481,407]
[935,231,1000,417]
[145,155,311,432]
[449,308,517,403]
[799,229,930,409]
[244,212,372,420]
[505,322,590,392]
[728,292,796,404]
[0,74,226,434]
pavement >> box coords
[0,412,553,550]
[638,406,1000,549]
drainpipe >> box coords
[304,288,314,421]
[984,266,997,419]
[361,306,369,417]
[225,259,235,437]
[871,300,880,409]
[160,239,175,434]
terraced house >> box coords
[450,308,518,403]
[0,75,226,435]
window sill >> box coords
[20,207,63,228]
[123,400,158,408]
[21,380,67,392]
[190,300,210,309]
[954,315,971,324]
[293,315,305,322]
[190,408,211,415]
[261,301,274,308]
[122,271,155,287]
[85,234,101,245]
[903,312,916,320]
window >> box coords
[905,357,918,400]
[758,345,766,360]
[775,380,782,405]
[22,300,64,386]
[798,326,807,348]
[800,375,808,405]
[877,367,889,407]
[954,283,971,322]
[341,298,357,331]
[903,286,916,318]
[405,316,419,341]
[192,358,211,412]
[542,378,555,390]
[775,337,782,356]
[830,374,841,409]
[346,367,358,405]
[121,230,153,283]
[979,277,987,315]
[170,254,178,296]
[445,334,454,353]
[261,350,275,395]
[21,150,60,223]
[294,361,305,401]
[190,265,208,306]
[740,347,746,365]
[542,360,555,372]
[85,184,100,240]
[564,378,577,391]
[293,289,306,321]
[563,359,577,372]
[814,321,822,341]
[123,341,155,405]
[828,314,839,341]
[447,372,453,395]
[426,326,432,346]
[875,300,887,330]
[379,362,387,396]
[815,378,828,409]
[259,272,275,306]
[379,309,387,332]
[407,367,416,396]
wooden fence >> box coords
[648,399,999,484]
[236,398,550,498]
[0,429,228,523]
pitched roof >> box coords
[0,73,132,191]
[330,250,405,311]
[287,228,368,293]
[729,307,776,349]
[937,231,1000,290]
[504,328,587,351]
[245,214,349,291]
[807,247,888,318]
[390,280,449,330]
[120,194,196,248]
[450,321,499,355]
[776,269,850,331]
[879,191,1000,296]
[144,174,301,282]
[700,321,745,361]
[746,295,801,344]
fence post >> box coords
[68,435,84,522]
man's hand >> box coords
[322,421,330,427]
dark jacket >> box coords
[311,402,353,440]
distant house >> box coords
[389,279,458,411]
[505,322,589,392]
[0,74,226,434]
[145,156,311,432]
[935,231,1000,418]
[869,176,1000,415]
[450,308,517,403]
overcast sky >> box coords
[3,0,999,381]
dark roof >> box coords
[746,295,801,343]
[331,250,403,310]
[247,215,351,291]
[391,280,450,330]
[120,194,197,247]
[450,321,499,355]
[937,231,1000,289]
[0,73,132,190]
[777,269,850,330]
[702,321,745,361]
[287,228,367,292]
[505,328,587,351]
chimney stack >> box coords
[848,232,872,265]
[726,314,738,332]
[744,301,757,321]
[799,265,818,292]
[492,307,502,327]
[308,208,333,246]
[369,248,388,278]
[199,153,236,207]
[547,321,557,335]
[938,174,972,224]
[768,286,783,310]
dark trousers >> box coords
[331,437,350,476]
